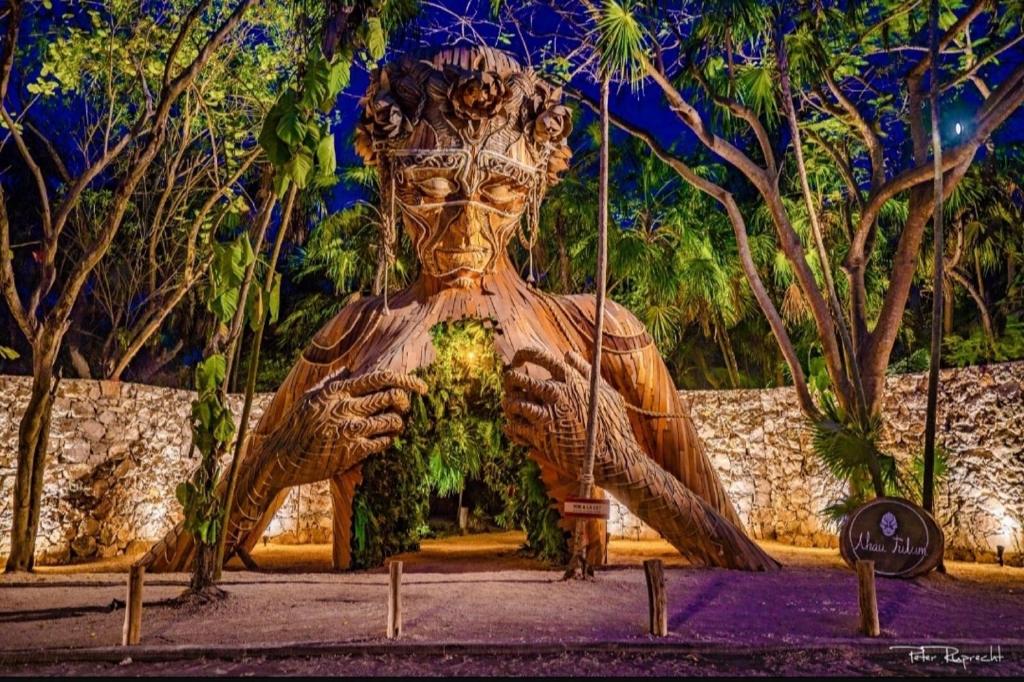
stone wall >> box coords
[2,362,1022,564]
[608,362,1024,562]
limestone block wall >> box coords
[1,362,1022,564]
[608,362,1024,561]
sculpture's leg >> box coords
[533,456,606,566]
[329,466,363,570]
[600,343,745,530]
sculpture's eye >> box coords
[481,181,523,206]
[415,176,458,200]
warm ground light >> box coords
[1,532,1022,675]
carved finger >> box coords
[501,416,535,447]
[344,369,428,397]
[319,368,354,398]
[564,350,593,379]
[359,412,405,437]
[510,347,567,381]
[503,369,562,403]
[355,435,395,458]
[338,412,404,438]
[349,387,413,417]
[502,397,551,424]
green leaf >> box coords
[213,409,236,443]
[276,109,306,147]
[246,283,264,332]
[286,148,314,188]
[316,133,336,176]
[195,354,227,393]
[209,287,239,323]
[175,481,193,507]
[259,92,296,166]
[212,235,254,289]
[268,273,282,324]
[327,58,351,101]
[366,17,386,61]
[258,114,289,166]
[0,346,19,361]
[301,56,331,110]
[273,172,291,198]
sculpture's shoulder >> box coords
[302,294,384,366]
[547,293,654,352]
[254,294,384,435]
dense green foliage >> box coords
[349,320,567,568]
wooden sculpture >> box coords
[141,46,778,573]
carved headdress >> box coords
[355,46,573,187]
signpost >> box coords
[840,497,944,578]
[562,497,611,520]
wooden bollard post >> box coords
[643,559,668,637]
[386,560,402,639]
[122,564,145,646]
[856,559,880,637]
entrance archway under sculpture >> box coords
[140,45,779,574]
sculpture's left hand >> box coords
[501,347,782,571]
[501,347,636,474]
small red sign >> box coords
[562,497,611,520]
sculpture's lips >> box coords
[434,247,490,272]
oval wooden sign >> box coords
[839,497,944,578]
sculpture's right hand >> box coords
[261,369,428,484]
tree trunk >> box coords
[5,345,59,572]
[949,269,996,356]
[190,541,217,594]
[67,342,93,380]
[716,324,741,388]
[214,184,296,578]
[693,346,721,389]
[108,282,196,381]
[922,0,944,515]
[943,281,953,335]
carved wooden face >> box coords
[393,147,536,289]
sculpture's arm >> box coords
[605,331,744,528]
[141,369,425,571]
[555,295,743,528]
[502,347,779,572]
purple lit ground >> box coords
[1,532,1021,676]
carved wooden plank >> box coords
[857,559,880,637]
[643,559,668,636]
[122,564,144,646]
[387,560,403,639]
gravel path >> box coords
[1,535,1021,676]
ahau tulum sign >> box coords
[840,496,945,578]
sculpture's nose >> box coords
[447,203,482,248]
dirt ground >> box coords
[1,533,1022,676]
